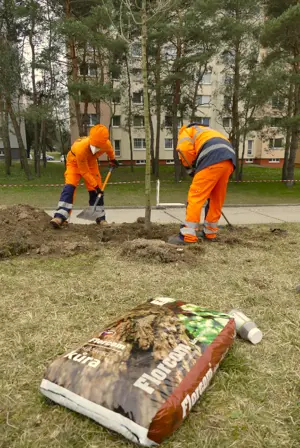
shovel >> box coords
[77,167,114,221]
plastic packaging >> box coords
[228,309,262,344]
[40,298,236,446]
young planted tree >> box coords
[106,0,172,228]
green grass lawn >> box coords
[0,224,299,447]
[1,162,300,208]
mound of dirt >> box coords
[0,205,100,258]
[121,239,204,263]
[0,205,292,260]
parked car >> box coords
[60,155,65,162]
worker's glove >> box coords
[95,186,103,196]
[110,159,120,168]
[186,168,195,178]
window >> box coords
[132,91,143,104]
[196,95,211,106]
[85,114,98,127]
[114,140,121,157]
[132,68,142,78]
[163,45,177,60]
[272,96,285,110]
[269,138,283,149]
[269,158,280,163]
[271,117,282,127]
[131,43,141,58]
[136,159,146,165]
[194,117,210,126]
[112,94,121,104]
[112,115,121,127]
[202,72,212,84]
[89,63,97,76]
[224,95,232,109]
[133,115,144,127]
[80,63,97,77]
[223,117,232,128]
[247,140,253,156]
[224,74,233,85]
[165,138,173,149]
[166,159,174,164]
[165,116,173,128]
[111,70,121,80]
[134,138,146,149]
[0,150,4,155]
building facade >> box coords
[70,50,286,167]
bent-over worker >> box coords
[50,124,119,228]
[168,123,236,244]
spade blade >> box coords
[76,209,96,221]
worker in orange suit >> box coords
[50,124,119,228]
[168,123,236,244]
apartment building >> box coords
[70,45,286,167]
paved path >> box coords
[46,205,300,226]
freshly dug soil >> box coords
[0,205,290,260]
[121,238,204,263]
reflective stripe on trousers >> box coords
[203,219,219,238]
[54,184,76,221]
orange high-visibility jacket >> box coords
[67,136,114,190]
[177,124,235,172]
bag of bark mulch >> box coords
[40,298,235,446]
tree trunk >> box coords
[232,41,241,181]
[287,60,300,183]
[40,120,47,168]
[66,0,83,136]
[190,66,206,121]
[29,9,41,177]
[125,54,134,172]
[0,99,12,174]
[172,40,182,183]
[239,130,247,181]
[287,129,299,182]
[95,101,101,123]
[142,0,151,229]
[154,44,161,178]
[282,82,293,181]
[7,99,32,179]
[149,101,155,174]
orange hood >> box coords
[89,124,109,148]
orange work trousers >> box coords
[183,160,234,242]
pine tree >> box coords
[262,0,300,183]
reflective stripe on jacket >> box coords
[176,124,236,173]
[67,136,114,189]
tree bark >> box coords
[282,82,293,181]
[0,98,12,174]
[287,58,300,182]
[149,98,155,174]
[125,54,134,172]
[66,0,83,136]
[7,99,32,179]
[154,44,161,178]
[232,40,241,181]
[142,0,151,229]
[172,37,182,183]
[28,6,41,176]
